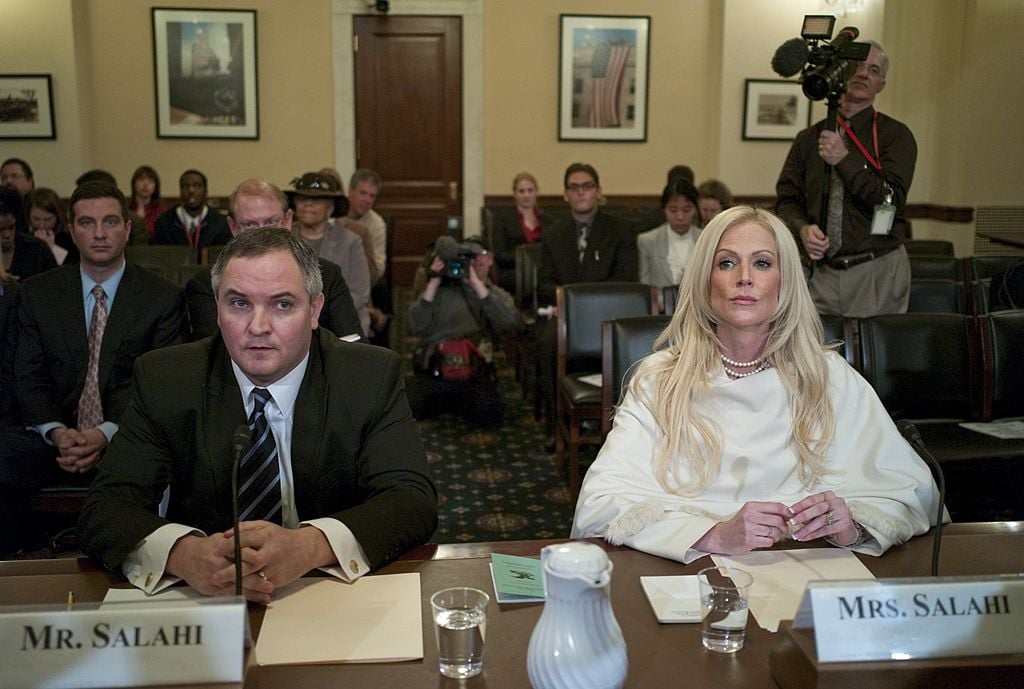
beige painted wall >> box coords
[483,0,720,196]
[2,0,1020,233]
[1,0,84,194]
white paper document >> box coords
[713,549,874,632]
[959,419,1024,439]
[255,573,423,665]
[577,373,602,387]
[640,575,702,623]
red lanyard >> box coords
[184,217,203,251]
[837,111,882,171]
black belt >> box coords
[822,246,898,270]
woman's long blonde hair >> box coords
[629,206,836,495]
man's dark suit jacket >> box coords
[183,258,365,342]
[14,263,183,430]
[152,206,232,262]
[78,328,438,573]
[537,209,638,304]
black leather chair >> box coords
[555,283,656,494]
[125,244,195,282]
[907,279,968,314]
[819,313,854,364]
[904,239,954,256]
[907,255,962,281]
[600,315,672,437]
[509,243,544,414]
[968,255,1022,282]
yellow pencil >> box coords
[66,591,74,610]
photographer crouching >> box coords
[406,235,520,428]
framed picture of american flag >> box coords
[559,15,650,141]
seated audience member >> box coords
[697,179,733,227]
[573,206,941,562]
[492,172,544,294]
[76,170,149,246]
[78,228,437,601]
[26,187,76,265]
[1,157,35,197]
[637,177,702,296]
[536,162,638,432]
[289,172,371,336]
[346,168,387,283]
[1,158,34,233]
[153,169,231,260]
[184,178,364,342]
[537,163,638,305]
[637,164,697,233]
[129,165,167,239]
[346,168,391,343]
[406,236,518,428]
[318,167,382,287]
[0,181,182,557]
[0,188,56,281]
[0,268,19,429]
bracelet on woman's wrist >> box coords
[827,520,867,548]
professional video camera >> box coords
[430,235,487,280]
[771,15,871,102]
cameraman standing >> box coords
[406,236,519,428]
[776,40,917,318]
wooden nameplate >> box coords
[770,620,1024,689]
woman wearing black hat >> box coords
[289,172,371,336]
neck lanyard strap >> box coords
[837,111,882,171]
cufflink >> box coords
[349,559,359,574]
[145,572,154,587]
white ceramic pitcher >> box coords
[526,542,627,689]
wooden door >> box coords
[353,15,463,287]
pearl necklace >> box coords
[722,360,772,379]
[720,353,762,367]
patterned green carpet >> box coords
[416,367,577,543]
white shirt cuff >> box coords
[122,523,206,594]
[302,518,370,582]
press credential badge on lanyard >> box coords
[837,112,895,236]
[871,183,896,235]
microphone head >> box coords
[434,235,461,261]
[771,37,810,78]
[896,419,922,444]
[232,424,252,454]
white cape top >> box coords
[571,351,940,563]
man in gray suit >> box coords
[79,228,436,603]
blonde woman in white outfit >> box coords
[573,206,940,563]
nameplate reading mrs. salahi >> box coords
[0,597,245,689]
[792,575,1024,662]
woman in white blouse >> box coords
[573,206,940,563]
[637,177,702,291]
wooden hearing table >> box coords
[1,522,1021,688]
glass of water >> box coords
[430,586,489,678]
[698,566,753,653]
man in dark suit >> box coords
[78,227,436,603]
[184,178,364,342]
[152,169,232,262]
[537,162,638,305]
[0,181,182,556]
[535,163,638,435]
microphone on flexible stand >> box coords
[230,425,252,596]
[897,420,945,577]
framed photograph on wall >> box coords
[742,79,811,141]
[0,74,56,139]
[152,8,259,139]
[559,14,650,142]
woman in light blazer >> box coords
[637,177,702,310]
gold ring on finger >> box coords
[825,511,835,526]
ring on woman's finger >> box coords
[257,570,267,580]
[825,511,835,526]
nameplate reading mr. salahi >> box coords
[795,575,1023,662]
[0,598,245,689]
